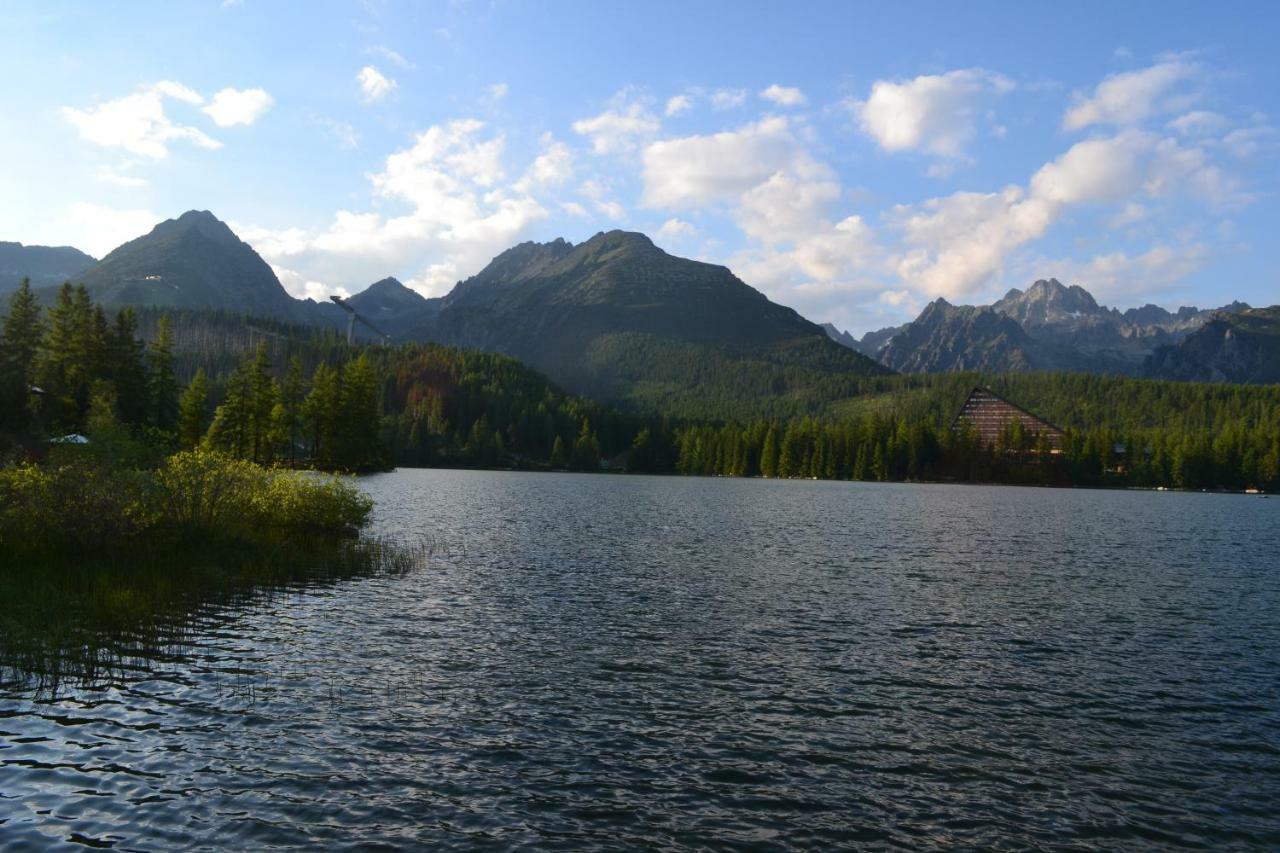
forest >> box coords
[3,279,1278,491]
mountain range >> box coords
[0,241,96,294]
[825,278,1266,381]
[8,210,1278,394]
[19,211,886,415]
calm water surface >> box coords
[3,471,1279,850]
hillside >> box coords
[393,230,890,417]
[73,211,309,322]
[0,241,95,294]
[1145,307,1280,384]
[827,278,1251,376]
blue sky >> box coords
[3,1,1278,333]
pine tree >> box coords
[107,308,149,426]
[0,279,43,432]
[549,435,567,469]
[248,344,279,463]
[303,362,342,467]
[38,283,95,429]
[176,369,210,450]
[760,426,779,478]
[570,418,600,471]
[149,314,179,431]
[279,355,305,465]
[337,353,382,469]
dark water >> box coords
[3,471,1279,850]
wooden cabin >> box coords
[952,386,1065,453]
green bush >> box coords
[0,450,372,558]
[154,449,370,536]
[0,458,152,552]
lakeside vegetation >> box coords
[4,280,1278,495]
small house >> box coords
[952,386,1065,453]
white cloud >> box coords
[94,162,147,188]
[1167,110,1227,136]
[61,202,160,257]
[202,87,274,127]
[665,94,692,117]
[560,201,589,218]
[1222,125,1277,158]
[272,264,350,302]
[711,88,747,110]
[641,116,819,209]
[367,45,412,69]
[515,132,573,192]
[315,116,360,149]
[572,100,660,155]
[1063,61,1197,130]
[657,218,696,239]
[580,180,626,222]
[488,82,509,100]
[61,81,221,159]
[357,65,397,102]
[240,118,549,297]
[1033,243,1207,301]
[852,68,1014,159]
[888,130,1237,299]
[759,84,806,107]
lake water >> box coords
[3,471,1279,849]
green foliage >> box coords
[149,314,179,432]
[154,448,371,534]
[177,368,209,450]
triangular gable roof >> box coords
[951,385,1066,438]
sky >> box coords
[3,1,1278,334]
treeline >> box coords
[4,281,1278,490]
[670,415,1280,491]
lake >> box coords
[3,471,1279,849]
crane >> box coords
[330,295,391,345]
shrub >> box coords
[0,459,152,553]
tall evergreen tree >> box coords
[149,314,179,431]
[0,279,44,433]
[176,369,210,450]
[107,308,150,426]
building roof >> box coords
[952,386,1065,449]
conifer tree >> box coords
[570,418,601,471]
[304,362,342,467]
[107,308,149,426]
[549,435,567,469]
[0,279,43,432]
[176,369,210,450]
[149,314,179,431]
[279,355,305,465]
[760,426,779,478]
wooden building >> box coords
[952,386,1065,452]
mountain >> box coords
[0,242,96,294]
[395,230,889,414]
[1145,307,1280,383]
[347,277,431,325]
[840,278,1252,376]
[878,299,1041,373]
[72,210,308,322]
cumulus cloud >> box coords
[888,130,1236,299]
[239,119,548,297]
[665,94,692,117]
[657,217,696,240]
[1030,243,1208,301]
[1063,60,1197,130]
[759,84,806,107]
[61,81,221,159]
[202,87,274,127]
[711,88,747,110]
[572,100,660,155]
[641,116,821,209]
[515,132,573,192]
[61,202,160,257]
[358,65,397,102]
[1167,110,1227,136]
[852,68,1014,159]
[580,180,626,222]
